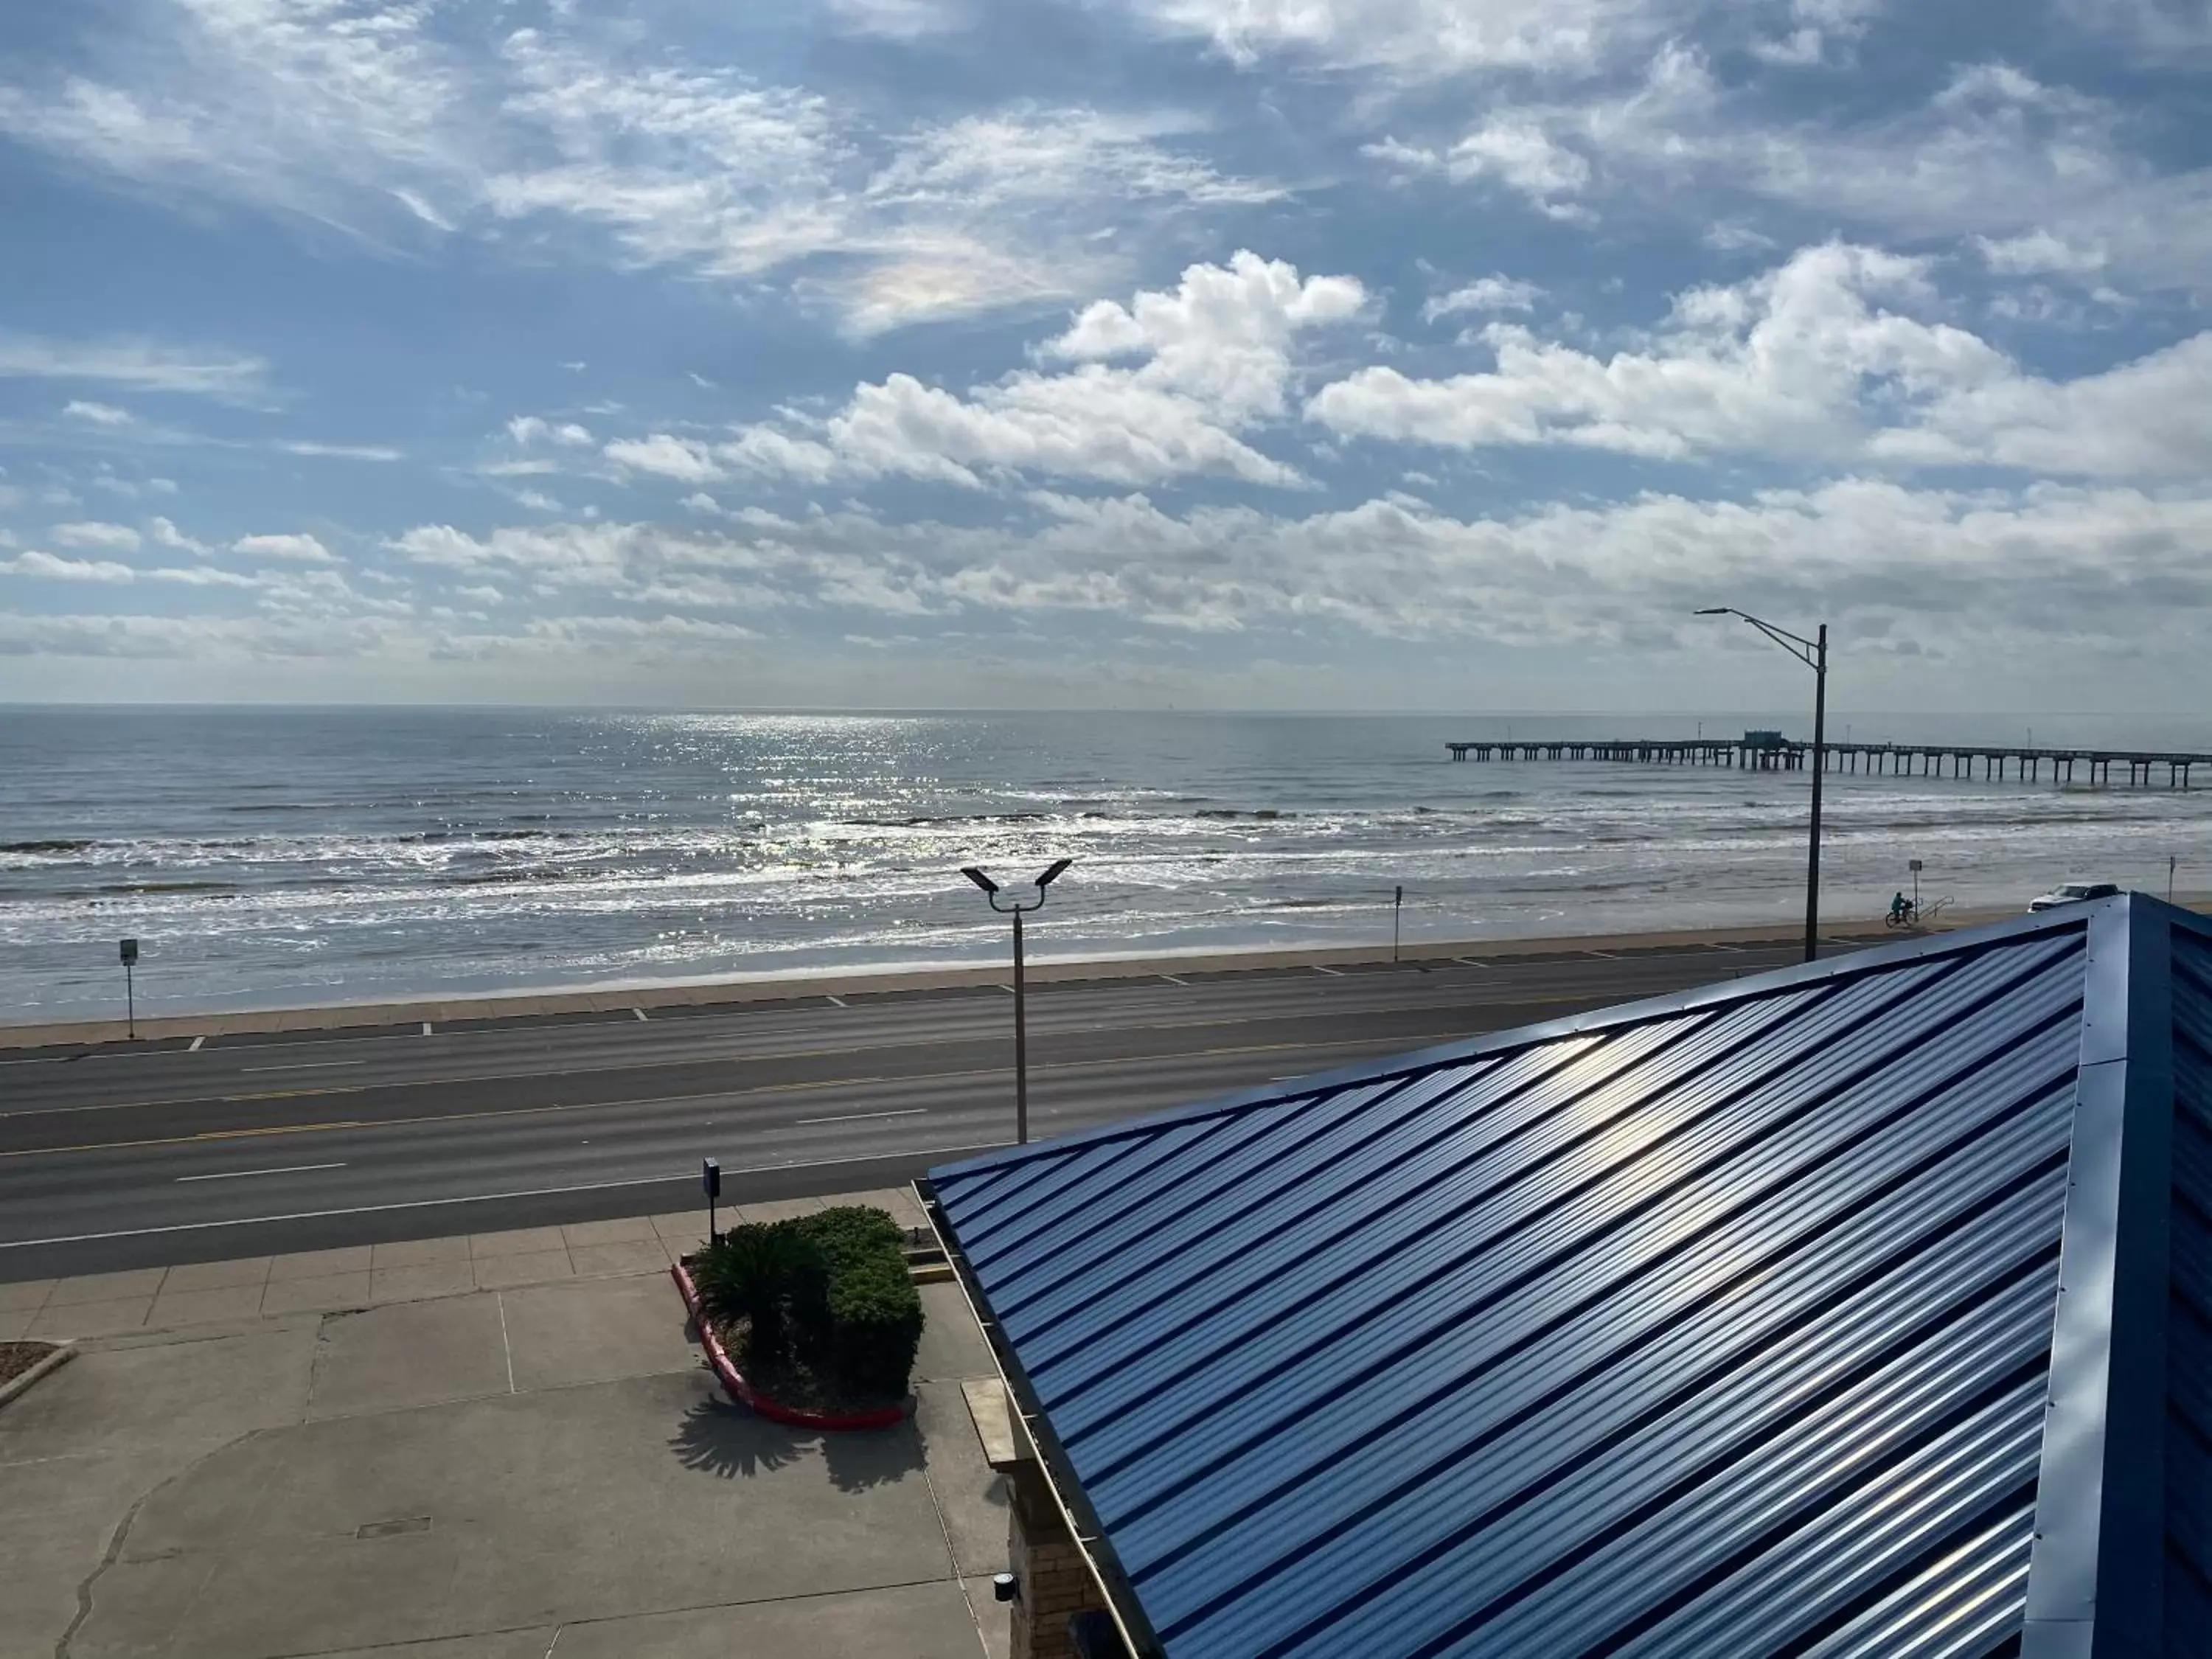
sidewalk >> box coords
[0,1185,1012,1659]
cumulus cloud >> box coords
[507,416,596,448]
[149,516,212,554]
[1310,242,2211,478]
[726,251,1366,490]
[1423,276,1546,320]
[233,532,337,563]
[63,400,133,425]
[1,549,136,582]
[1120,0,1659,74]
[50,520,144,551]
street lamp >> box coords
[1697,607,1829,964]
[961,859,1072,1145]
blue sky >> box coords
[1,0,2208,710]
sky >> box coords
[0,0,2208,712]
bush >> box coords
[827,1255,925,1397]
[692,1222,822,1349]
[692,1206,925,1401]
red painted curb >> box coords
[669,1262,910,1432]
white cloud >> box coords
[149,563,263,588]
[233,532,337,563]
[279,440,403,461]
[1120,0,1659,74]
[604,435,725,484]
[50,520,143,551]
[1368,125,1594,219]
[1310,241,2211,478]
[0,12,1285,339]
[63,400,133,425]
[827,0,971,38]
[734,252,1366,490]
[507,416,596,448]
[0,0,467,241]
[1,549,136,582]
[1975,229,2107,278]
[0,333,268,397]
[1423,276,1546,320]
[149,516,211,554]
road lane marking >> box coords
[825,995,847,1008]
[422,1022,433,1036]
[633,1008,648,1022]
[1158,974,1189,987]
[175,1162,348,1183]
[1454,958,1495,968]
[4,987,1618,1121]
[796,1108,928,1126]
[1312,965,1344,976]
[240,1060,366,1074]
[0,1143,1015,1250]
[0,1026,1498,1162]
[188,1036,205,1052]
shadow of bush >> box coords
[668,1397,803,1479]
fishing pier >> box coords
[1445,733,2208,787]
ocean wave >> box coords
[0,838,95,854]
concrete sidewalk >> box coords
[0,1186,1012,1659]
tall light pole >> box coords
[1697,607,1829,964]
[961,860,1071,1145]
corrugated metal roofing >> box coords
[928,897,2212,1659]
[2166,924,2212,1656]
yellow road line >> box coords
[0,1029,1473,1162]
[0,987,1567,1119]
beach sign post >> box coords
[1394,885,1404,963]
[1909,859,1923,914]
[119,938,139,1040]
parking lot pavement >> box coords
[0,1198,1008,1659]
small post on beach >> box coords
[702,1157,720,1245]
[119,937,139,1041]
[1393,886,1403,963]
[1909,859,1922,917]
[2171,855,2178,904]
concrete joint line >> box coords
[56,1422,276,1659]
[497,1291,516,1394]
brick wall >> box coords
[1007,1461,1114,1659]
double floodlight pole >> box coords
[961,859,1072,1146]
[1697,607,1829,964]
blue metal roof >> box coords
[928,896,2212,1659]
[2165,924,2212,1654]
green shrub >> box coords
[692,1222,822,1347]
[797,1206,908,1272]
[695,1206,924,1399]
[827,1255,925,1397]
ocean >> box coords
[6,706,2212,1025]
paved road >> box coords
[0,939,1829,1280]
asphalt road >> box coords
[0,939,1828,1281]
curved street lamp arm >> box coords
[1697,606,1820,669]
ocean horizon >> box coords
[7,704,2211,1026]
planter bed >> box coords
[0,1341,74,1410]
[671,1259,909,1431]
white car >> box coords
[2027,880,2121,912]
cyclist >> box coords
[1888,891,1911,926]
